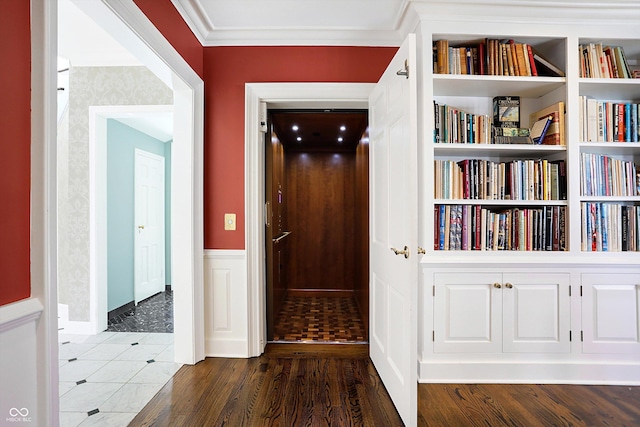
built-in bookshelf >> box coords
[578,38,640,252]
[431,35,567,252]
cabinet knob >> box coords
[505,283,513,289]
[493,282,502,289]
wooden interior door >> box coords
[265,124,288,340]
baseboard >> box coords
[287,289,354,298]
[107,301,135,321]
[57,303,100,335]
[418,361,640,385]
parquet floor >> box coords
[272,296,367,343]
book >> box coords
[532,51,565,77]
[493,96,521,128]
[529,101,565,145]
[530,115,553,144]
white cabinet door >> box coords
[582,273,640,354]
[434,272,503,353]
[503,273,571,353]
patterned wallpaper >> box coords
[59,66,173,321]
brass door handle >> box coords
[390,246,410,259]
[138,225,145,230]
[418,246,426,255]
[505,283,513,289]
[493,282,502,289]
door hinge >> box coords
[581,331,584,342]
[569,286,571,297]
[432,331,435,342]
[396,59,409,79]
[433,286,435,297]
[580,285,583,297]
[569,330,572,341]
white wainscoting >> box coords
[203,250,248,358]
[0,298,43,425]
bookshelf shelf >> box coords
[580,196,640,203]
[433,74,565,98]
[435,199,568,206]
[578,78,640,99]
[579,142,640,155]
[433,143,566,157]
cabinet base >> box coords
[418,361,640,384]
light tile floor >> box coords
[58,331,180,427]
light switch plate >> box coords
[224,213,236,231]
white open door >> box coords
[368,34,418,426]
[134,148,166,304]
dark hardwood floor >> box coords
[130,344,640,426]
[129,343,403,426]
[419,383,640,427]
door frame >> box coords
[245,83,374,356]
[89,105,172,332]
[101,0,206,365]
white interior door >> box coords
[368,34,418,427]
[134,148,165,304]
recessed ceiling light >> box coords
[340,125,346,131]
[337,137,343,142]
[296,136,302,142]
[292,125,299,131]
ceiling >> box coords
[271,110,368,152]
[58,0,173,142]
[58,0,411,143]
[172,0,410,46]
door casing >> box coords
[245,83,374,355]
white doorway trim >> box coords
[88,105,172,335]
[244,83,374,356]
[100,0,206,365]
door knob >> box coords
[493,282,502,289]
[138,225,145,230]
[418,246,426,255]
[390,246,410,259]
[505,283,513,289]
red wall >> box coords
[131,1,398,249]
[0,0,32,306]
[204,46,396,249]
[134,0,204,79]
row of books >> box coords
[433,38,565,77]
[434,101,566,145]
[579,43,634,79]
[579,97,640,142]
[433,102,492,144]
[581,202,640,252]
[435,159,567,201]
[580,153,639,197]
[435,204,567,251]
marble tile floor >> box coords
[58,331,180,427]
[107,290,174,333]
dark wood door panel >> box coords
[286,151,356,291]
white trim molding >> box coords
[204,250,248,357]
[103,0,206,365]
[0,299,43,425]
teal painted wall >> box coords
[107,119,172,312]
